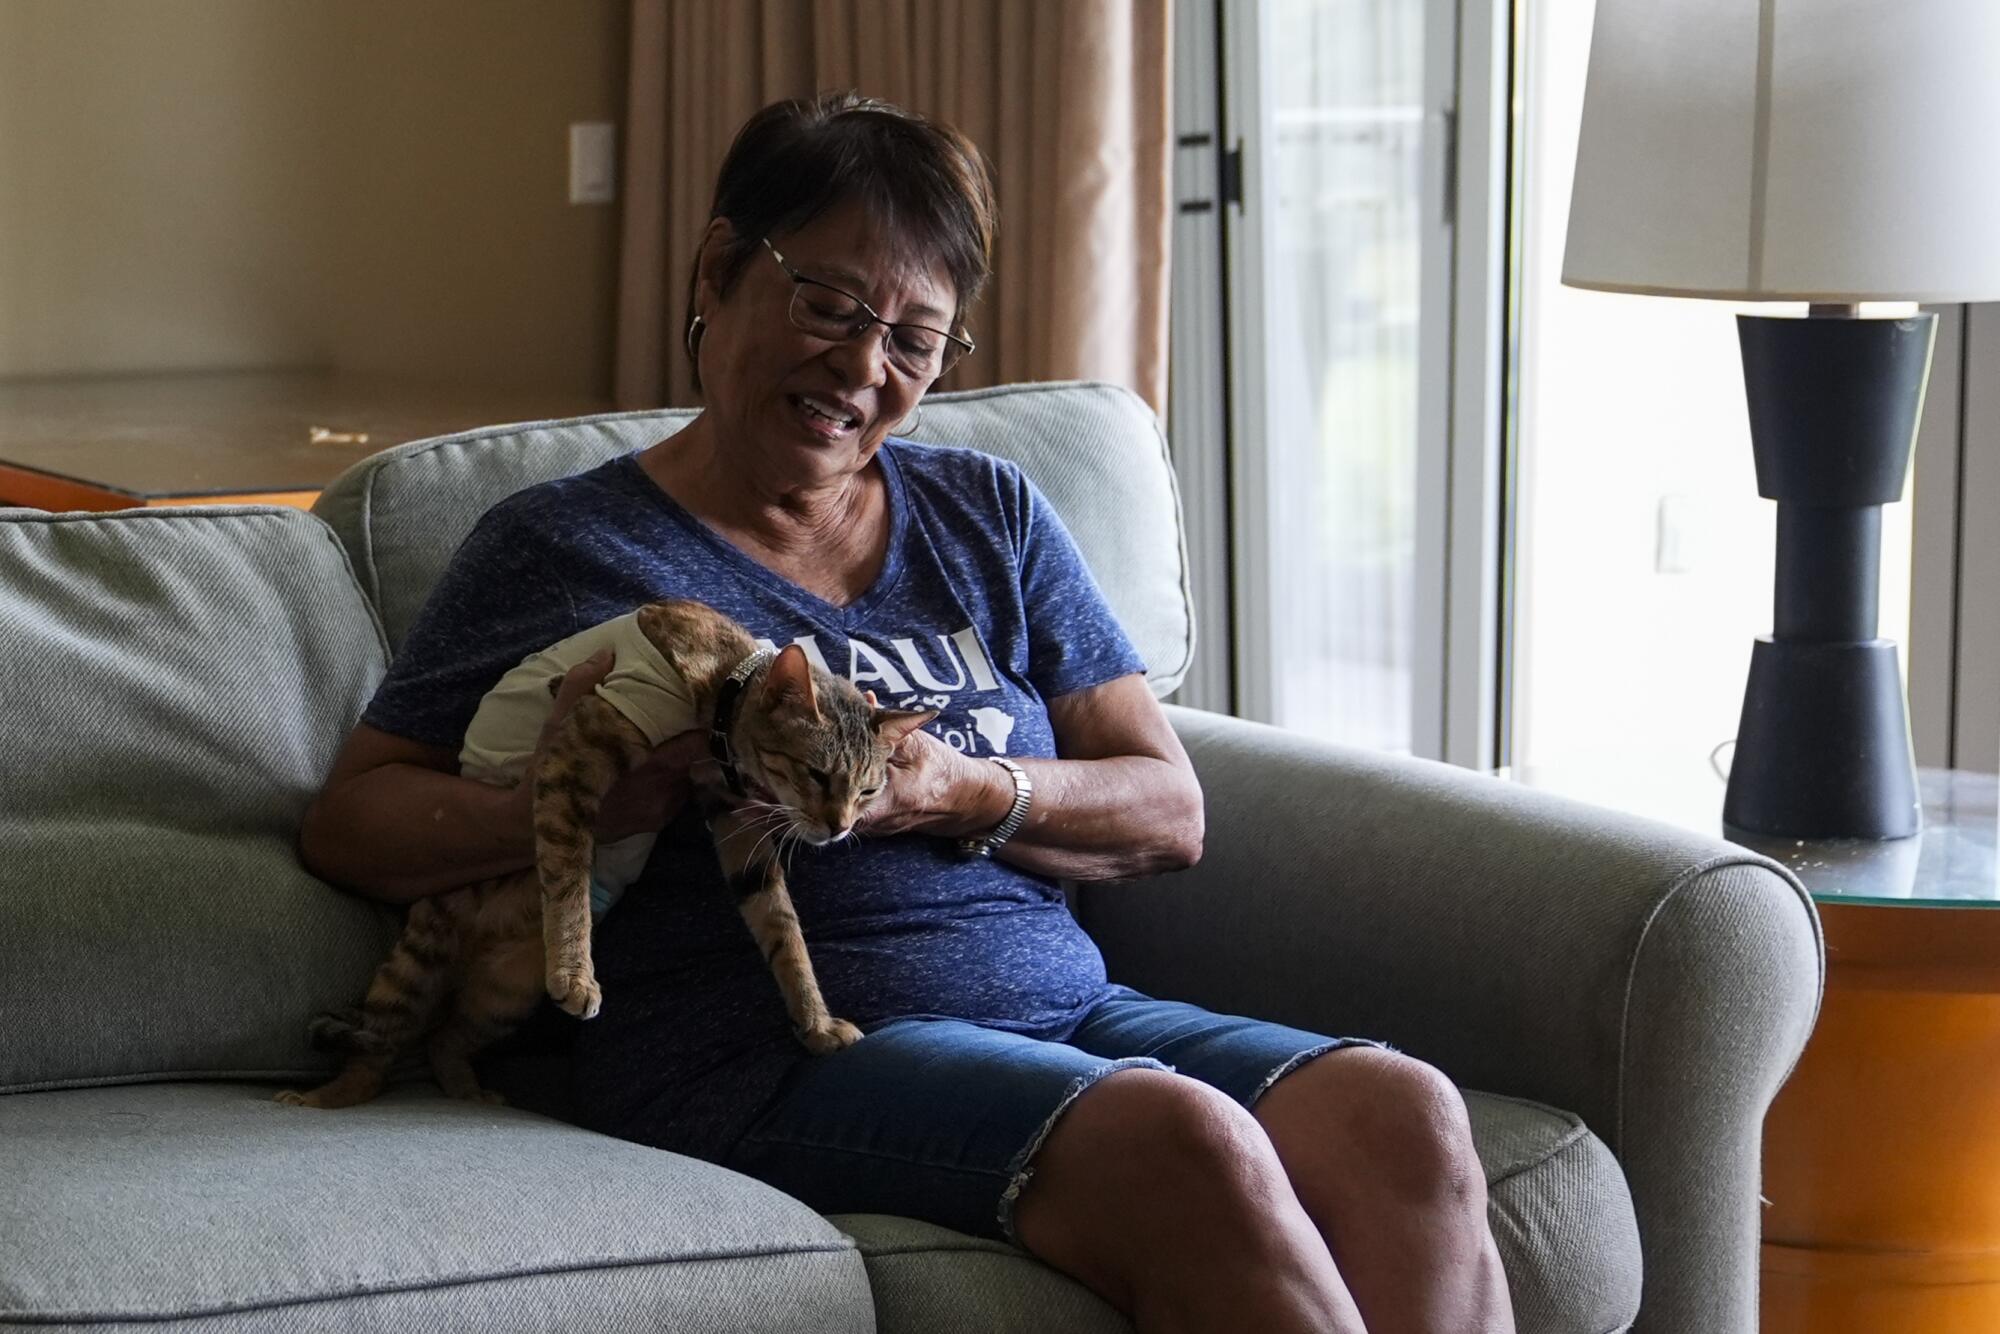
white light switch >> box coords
[1655,493,1697,574]
[569,122,617,205]
[1656,492,1764,575]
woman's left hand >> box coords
[852,676,1203,878]
[854,726,1013,840]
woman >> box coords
[300,93,1514,1334]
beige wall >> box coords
[0,0,627,396]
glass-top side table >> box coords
[1496,761,2000,1331]
[1494,764,2000,904]
[1728,769,1998,905]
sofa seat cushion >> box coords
[0,1084,871,1333]
[833,1214,1128,1334]
[1468,1091,1642,1334]
[835,1091,1639,1334]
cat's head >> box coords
[731,644,937,844]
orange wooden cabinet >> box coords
[1762,902,2000,1332]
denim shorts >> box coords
[719,985,1378,1242]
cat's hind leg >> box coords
[276,1060,390,1110]
[425,1013,515,1106]
[426,931,543,1105]
[277,896,462,1108]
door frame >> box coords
[1211,0,1513,766]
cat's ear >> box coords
[864,690,879,707]
[873,707,938,744]
[761,643,821,719]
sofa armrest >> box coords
[1075,705,1824,1334]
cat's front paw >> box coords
[547,966,602,1020]
[798,1018,864,1054]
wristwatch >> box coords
[957,757,1033,858]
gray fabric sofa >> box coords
[0,381,1822,1332]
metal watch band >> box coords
[958,756,1033,858]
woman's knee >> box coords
[1262,1048,1486,1211]
[1028,1066,1286,1208]
[1011,1066,1292,1257]
[1016,1066,1366,1331]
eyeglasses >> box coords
[762,238,974,380]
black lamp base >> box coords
[1723,639,1919,839]
[1721,310,1932,842]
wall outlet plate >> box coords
[569,122,616,205]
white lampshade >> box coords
[1563,0,2000,303]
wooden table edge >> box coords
[0,461,318,512]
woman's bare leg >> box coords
[1255,1047,1516,1334]
[1011,1067,1367,1334]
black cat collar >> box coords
[710,648,775,797]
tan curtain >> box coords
[615,0,1172,415]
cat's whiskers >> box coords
[779,821,807,878]
[752,808,816,872]
[715,818,772,852]
[718,801,792,843]
[735,805,791,833]
[737,820,785,867]
[727,799,788,827]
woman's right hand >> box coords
[519,650,707,842]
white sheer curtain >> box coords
[1263,0,1423,752]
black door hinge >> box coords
[1219,141,1245,210]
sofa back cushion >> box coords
[311,380,1194,696]
[0,508,399,1093]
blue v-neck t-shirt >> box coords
[359,439,1147,1158]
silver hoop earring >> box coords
[684,314,706,363]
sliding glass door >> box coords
[1175,0,1976,784]
[1214,0,1433,755]
[1204,0,1507,762]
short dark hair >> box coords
[686,92,997,389]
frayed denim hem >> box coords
[1245,1036,1393,1110]
[994,1055,1172,1244]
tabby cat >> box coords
[278,598,934,1109]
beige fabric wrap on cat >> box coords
[458,611,700,917]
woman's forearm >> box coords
[943,755,1205,882]
[299,765,534,904]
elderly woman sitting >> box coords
[300,92,1514,1334]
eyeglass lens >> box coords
[788,282,962,378]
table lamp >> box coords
[1562,0,2000,839]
